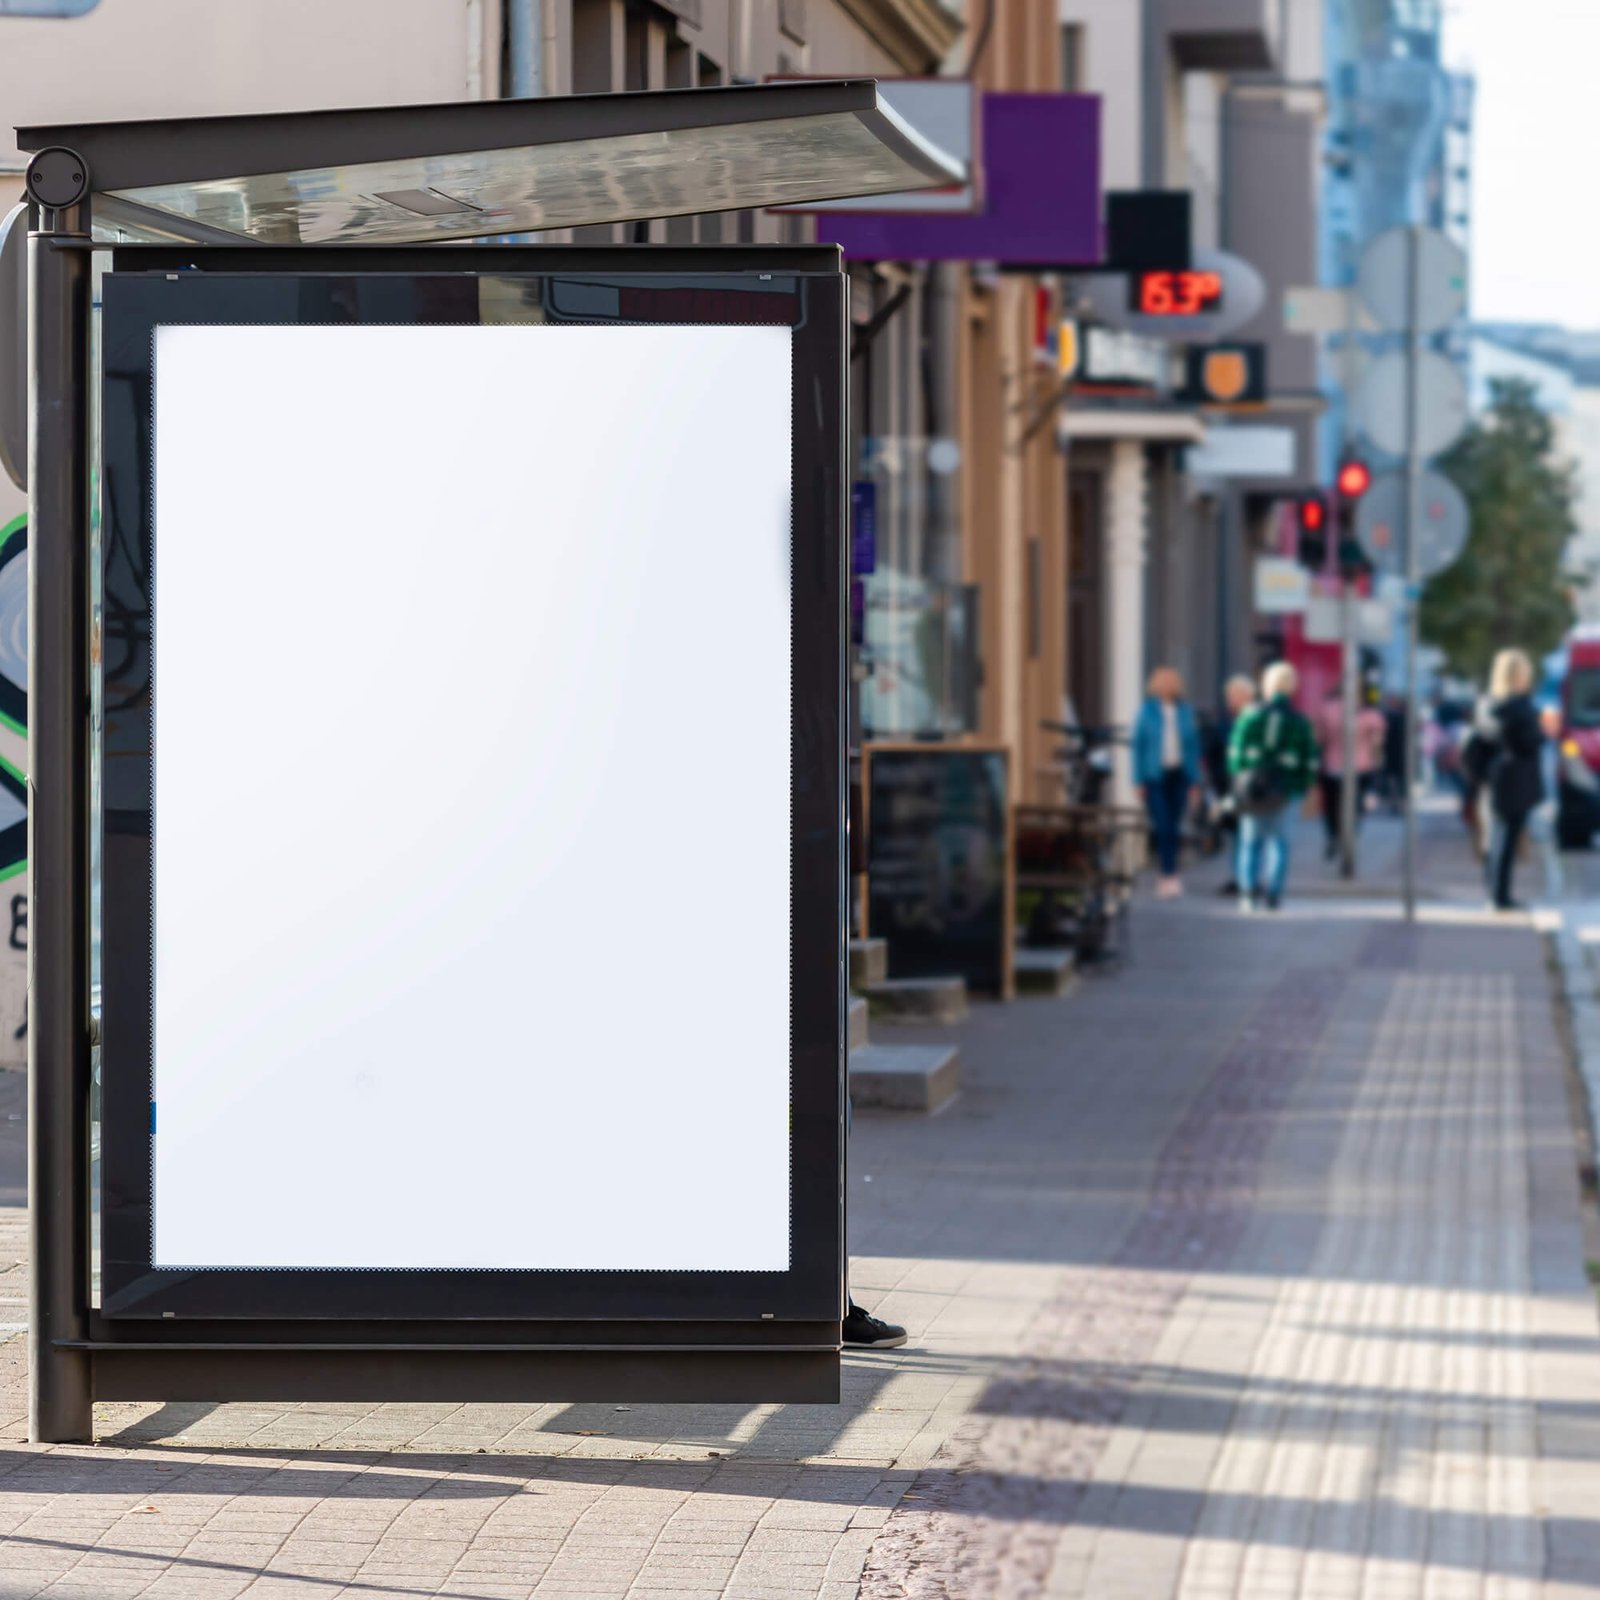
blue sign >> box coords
[0,1,102,14]
[851,481,877,576]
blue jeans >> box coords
[1145,767,1188,875]
[1238,805,1292,903]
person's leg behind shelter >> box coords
[843,1093,907,1347]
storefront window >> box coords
[856,434,975,739]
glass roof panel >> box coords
[15,82,965,246]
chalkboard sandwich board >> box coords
[863,743,1013,1000]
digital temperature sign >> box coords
[1130,270,1225,317]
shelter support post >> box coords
[27,183,93,1444]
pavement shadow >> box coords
[965,1355,1600,1461]
[9,1441,1582,1584]
[0,1446,523,1496]
[0,1531,523,1600]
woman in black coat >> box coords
[1476,648,1545,911]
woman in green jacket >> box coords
[1228,662,1319,912]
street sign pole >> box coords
[1401,224,1423,923]
[1339,278,1360,881]
[1341,580,1358,878]
[1352,221,1467,920]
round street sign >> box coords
[1358,227,1468,335]
[1354,349,1469,459]
[1355,469,1470,581]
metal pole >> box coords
[26,176,93,1443]
[509,0,542,98]
[1401,224,1423,922]
[1338,273,1360,880]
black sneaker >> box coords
[842,1302,907,1349]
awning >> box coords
[1057,407,1206,445]
[15,80,965,246]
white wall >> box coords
[0,0,493,174]
[0,0,496,1070]
[1283,0,1325,84]
[0,177,18,534]
[1060,0,1142,189]
[1560,387,1600,621]
[1183,71,1224,252]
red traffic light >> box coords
[1336,459,1372,500]
[1298,494,1328,533]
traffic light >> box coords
[1297,491,1330,571]
[1336,458,1372,501]
[1334,455,1373,577]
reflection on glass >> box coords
[1568,667,1600,729]
[856,435,974,739]
[99,112,959,245]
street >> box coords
[0,807,1597,1597]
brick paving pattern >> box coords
[0,814,1597,1597]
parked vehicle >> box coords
[1556,627,1600,849]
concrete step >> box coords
[849,938,889,990]
[848,1043,961,1114]
[1015,947,1079,998]
[848,995,869,1052]
[864,975,969,1026]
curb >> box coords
[1539,828,1600,1157]
[1554,925,1600,1130]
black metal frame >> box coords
[87,250,845,1384]
[20,83,933,195]
[27,201,95,1443]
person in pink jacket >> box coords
[1315,687,1387,859]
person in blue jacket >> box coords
[1133,666,1203,898]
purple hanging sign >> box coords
[818,93,1103,266]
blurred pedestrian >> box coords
[1134,665,1203,899]
[1383,693,1409,809]
[1314,686,1387,858]
[1206,674,1258,896]
[1228,662,1318,913]
[1540,703,1563,814]
[1475,648,1545,912]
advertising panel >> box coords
[97,257,844,1336]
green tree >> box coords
[1421,376,1577,682]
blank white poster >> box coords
[151,321,793,1271]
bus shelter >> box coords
[12,81,962,1443]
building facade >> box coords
[1296,0,1473,698]
[1058,0,1322,787]
[3,0,1345,998]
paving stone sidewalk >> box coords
[1,813,1599,1598]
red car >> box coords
[1558,627,1600,848]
